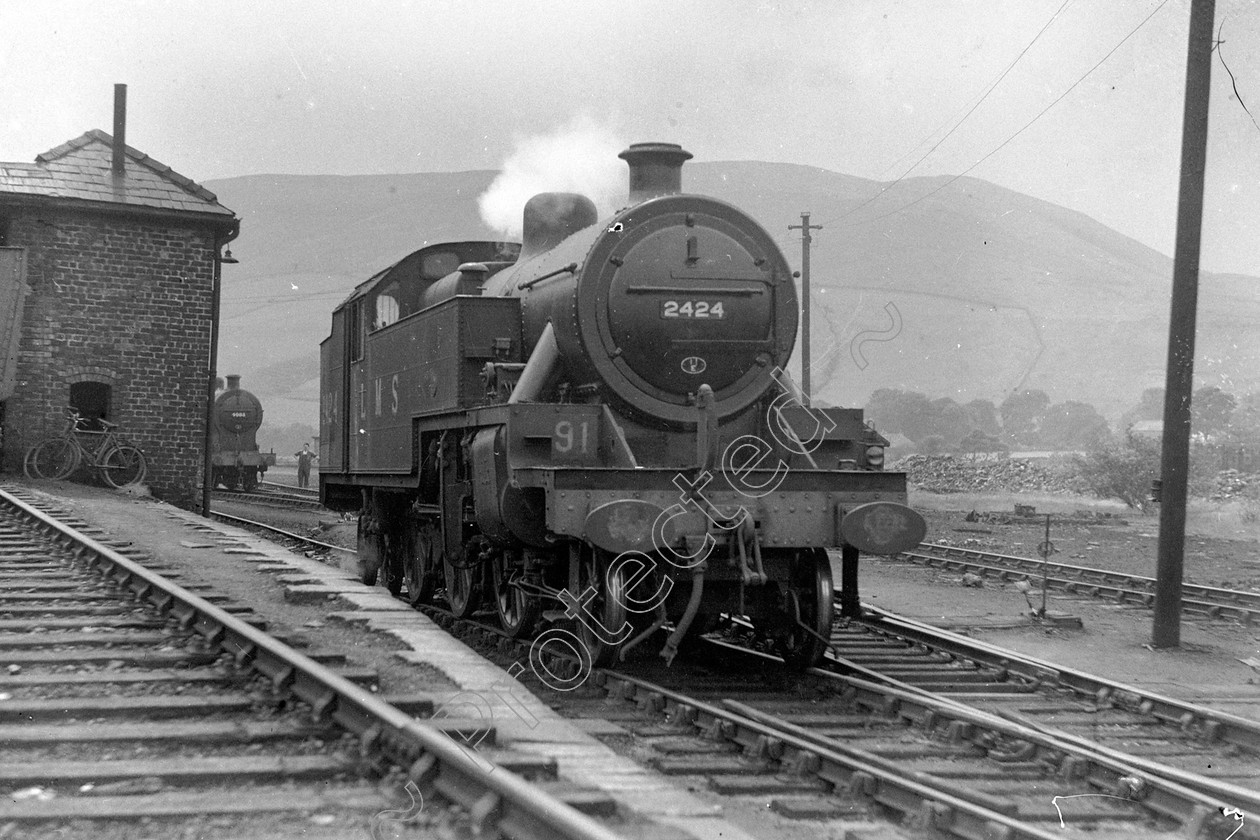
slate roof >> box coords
[0,130,235,224]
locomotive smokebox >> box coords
[619,142,693,204]
[520,193,598,260]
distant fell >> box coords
[206,162,1260,429]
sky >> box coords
[3,0,1260,276]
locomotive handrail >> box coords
[666,268,772,282]
[517,261,579,291]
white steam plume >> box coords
[478,115,626,239]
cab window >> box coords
[374,281,400,330]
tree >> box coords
[957,429,1007,459]
[865,389,937,443]
[1040,401,1110,450]
[1075,433,1160,510]
[1225,392,1260,450]
[931,398,972,449]
[1000,389,1051,447]
[864,389,908,435]
[919,435,946,455]
[1120,387,1164,428]
[1191,386,1236,440]
[965,399,1002,436]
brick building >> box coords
[0,128,238,505]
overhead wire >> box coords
[827,0,1076,229]
[771,0,1077,251]
[836,0,1171,232]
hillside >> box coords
[204,163,1260,429]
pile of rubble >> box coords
[1207,469,1257,502]
[891,454,1088,495]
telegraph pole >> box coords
[788,212,822,403]
[1153,0,1215,648]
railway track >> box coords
[87,494,1258,839]
[900,542,1260,625]
[206,508,356,563]
[260,479,320,499]
[432,605,1255,840]
[0,486,627,840]
[819,606,1260,795]
[212,484,325,512]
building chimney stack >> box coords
[112,84,127,178]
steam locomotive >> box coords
[319,143,924,668]
[210,374,275,490]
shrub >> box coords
[1075,434,1160,510]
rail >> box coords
[0,487,625,840]
[900,541,1260,624]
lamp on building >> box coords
[203,236,240,516]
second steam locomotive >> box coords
[211,374,275,491]
[319,143,924,668]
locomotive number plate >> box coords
[552,419,592,459]
[661,300,725,319]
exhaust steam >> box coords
[478,115,625,239]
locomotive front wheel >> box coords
[385,537,404,597]
[493,550,540,638]
[776,548,835,670]
[405,521,439,607]
[576,549,629,668]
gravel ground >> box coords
[912,490,1260,591]
[871,495,1260,721]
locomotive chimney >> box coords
[226,374,241,391]
[519,192,598,260]
[619,142,692,204]
[112,83,127,178]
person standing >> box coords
[295,443,317,489]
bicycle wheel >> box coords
[25,438,80,480]
[99,445,147,488]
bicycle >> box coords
[24,409,148,489]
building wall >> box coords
[3,205,215,506]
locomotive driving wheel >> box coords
[493,549,540,638]
[575,548,629,668]
[775,548,834,670]
[404,519,439,607]
[356,514,383,587]
[384,535,405,597]
[443,538,483,619]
